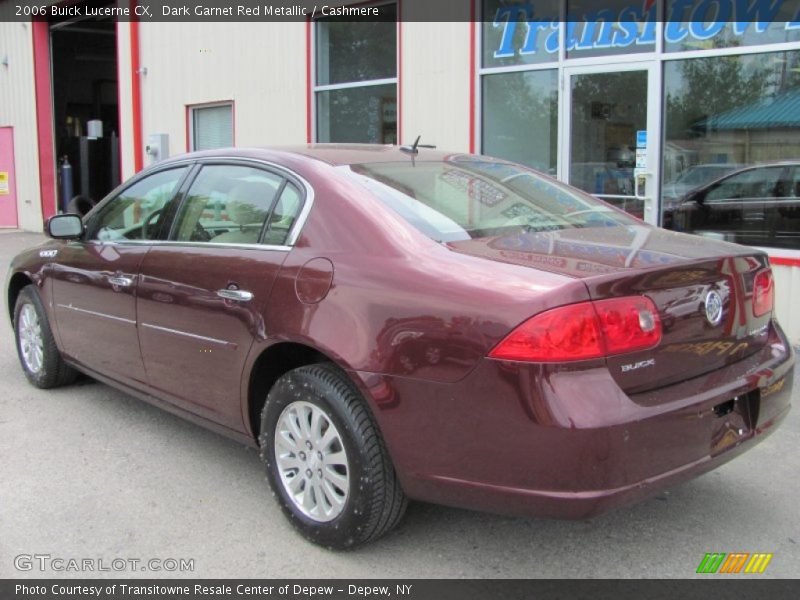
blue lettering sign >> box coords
[613,8,642,48]
[689,0,730,40]
[732,0,783,35]
[493,5,529,59]
[520,19,552,55]
[492,0,795,60]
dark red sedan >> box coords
[6,146,794,548]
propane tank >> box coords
[59,155,74,213]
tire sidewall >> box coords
[259,367,374,549]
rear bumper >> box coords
[359,321,794,519]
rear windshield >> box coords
[343,158,637,242]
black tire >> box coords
[259,364,406,549]
[13,284,78,389]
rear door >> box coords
[136,162,307,430]
[51,166,190,387]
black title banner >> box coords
[2,0,800,23]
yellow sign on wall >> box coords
[0,171,9,195]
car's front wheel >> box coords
[14,284,77,389]
[259,364,406,549]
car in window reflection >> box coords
[668,161,800,249]
[663,163,745,202]
[6,146,794,549]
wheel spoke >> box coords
[323,467,348,492]
[310,410,323,445]
[286,472,304,494]
[285,411,305,443]
[313,482,328,514]
[301,480,316,512]
[321,480,345,508]
[323,450,347,468]
[276,430,299,452]
[318,426,338,452]
[297,405,313,439]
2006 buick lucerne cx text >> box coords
[6,145,794,548]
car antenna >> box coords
[400,135,436,155]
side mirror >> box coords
[46,214,84,240]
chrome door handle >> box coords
[108,276,134,287]
[217,289,253,302]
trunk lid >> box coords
[447,225,772,393]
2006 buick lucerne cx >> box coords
[7,145,794,548]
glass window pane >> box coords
[345,160,636,243]
[565,0,656,59]
[172,165,282,244]
[481,70,558,173]
[662,50,800,249]
[664,0,800,53]
[569,71,646,218]
[482,0,559,68]
[192,105,233,151]
[90,168,186,241]
[317,84,397,143]
[316,5,397,86]
[264,183,304,245]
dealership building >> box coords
[1,0,800,342]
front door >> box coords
[136,162,304,431]
[562,64,660,225]
[51,166,190,388]
[0,127,20,228]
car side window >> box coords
[705,167,784,203]
[263,183,303,246]
[171,165,283,244]
[88,168,187,241]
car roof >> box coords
[160,144,461,168]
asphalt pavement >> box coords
[1,230,798,579]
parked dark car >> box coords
[663,163,745,204]
[667,162,800,249]
[6,146,794,548]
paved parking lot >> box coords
[1,230,799,579]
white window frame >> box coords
[188,101,234,152]
[311,1,400,143]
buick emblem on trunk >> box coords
[705,290,723,326]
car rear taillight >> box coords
[753,268,774,317]
[488,296,661,363]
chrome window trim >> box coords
[84,156,315,249]
[141,322,237,349]
[82,239,292,252]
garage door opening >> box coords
[50,10,120,212]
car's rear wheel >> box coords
[259,364,406,549]
[14,284,77,389]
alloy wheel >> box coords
[274,400,349,522]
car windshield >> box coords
[343,158,636,242]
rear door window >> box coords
[171,165,283,244]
